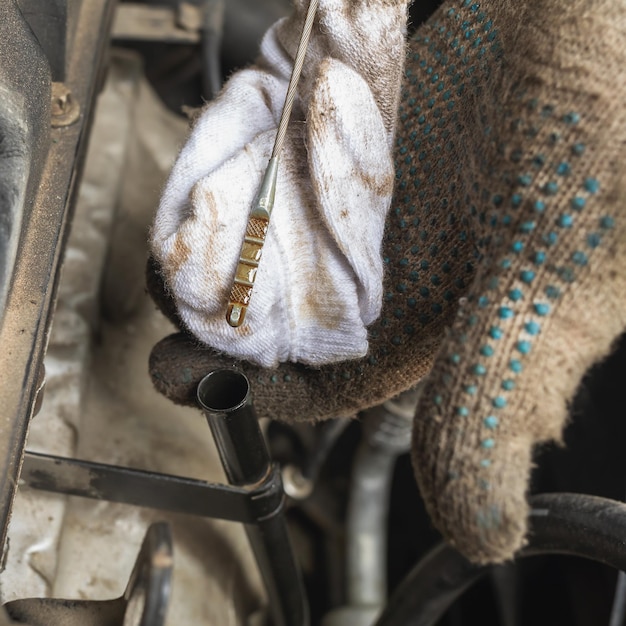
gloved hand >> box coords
[150,0,410,367]
[409,0,626,563]
[149,0,626,565]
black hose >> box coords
[374,493,626,626]
[301,419,350,481]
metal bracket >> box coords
[21,451,285,524]
[4,521,173,626]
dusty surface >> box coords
[1,50,265,625]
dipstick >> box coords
[226,0,320,327]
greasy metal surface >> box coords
[0,0,51,331]
[0,0,51,556]
[4,522,172,626]
[21,451,284,524]
[0,53,144,604]
[0,0,116,553]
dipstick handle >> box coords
[226,157,278,327]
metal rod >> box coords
[197,368,310,626]
[201,0,225,100]
[271,0,319,159]
[349,388,419,607]
[322,388,419,626]
[21,451,271,523]
[346,442,397,609]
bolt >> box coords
[51,82,80,127]
[282,464,314,500]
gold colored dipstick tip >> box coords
[226,160,276,327]
[224,0,319,328]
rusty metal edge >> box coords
[0,0,117,552]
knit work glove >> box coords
[149,0,409,367]
[409,0,626,564]
[149,0,626,565]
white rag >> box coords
[150,0,409,367]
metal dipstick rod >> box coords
[226,0,320,327]
[197,369,310,626]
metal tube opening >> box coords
[196,368,267,486]
[196,367,309,626]
[197,368,249,413]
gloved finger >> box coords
[148,330,437,421]
[315,0,409,131]
[409,0,626,565]
[307,58,394,324]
